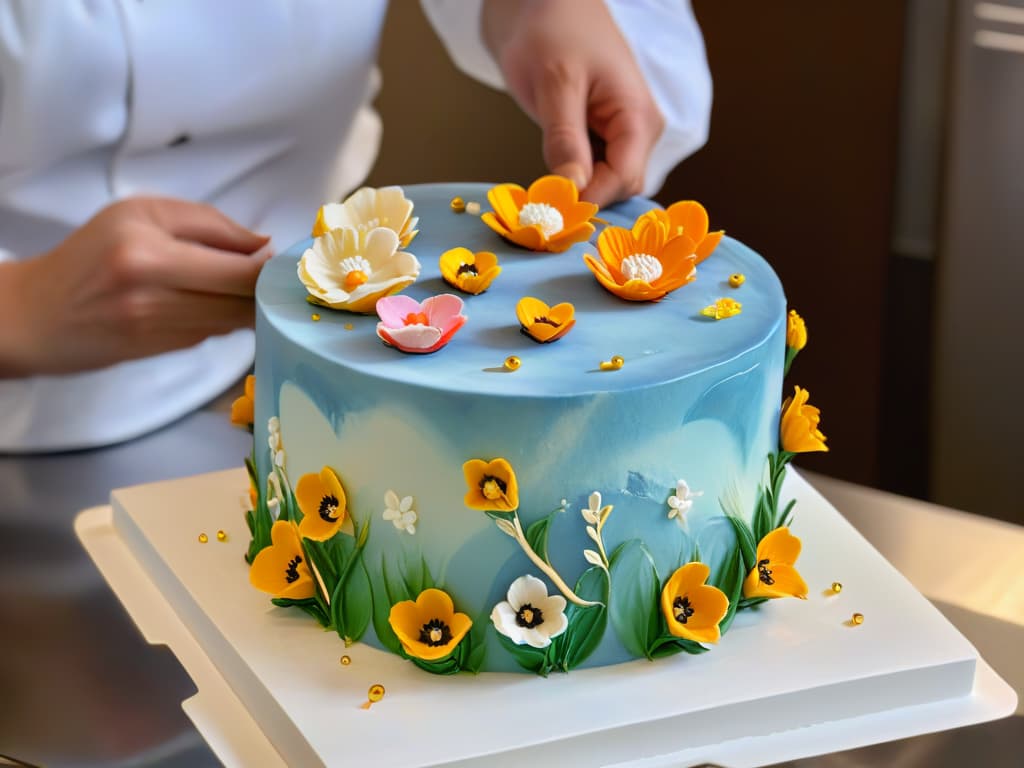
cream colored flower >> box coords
[298,227,420,314]
[313,186,419,247]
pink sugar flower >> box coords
[375,294,467,354]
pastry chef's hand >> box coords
[483,0,664,207]
[0,198,270,377]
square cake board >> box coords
[75,468,1017,768]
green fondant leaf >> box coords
[410,653,461,675]
[712,537,746,636]
[725,514,757,572]
[779,498,797,529]
[525,509,559,564]
[648,634,710,658]
[303,539,339,595]
[271,596,330,628]
[752,490,772,545]
[497,631,552,676]
[372,557,405,654]
[245,494,274,565]
[332,557,372,643]
[609,540,661,659]
[739,596,769,610]
[557,566,609,670]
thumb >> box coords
[535,73,593,192]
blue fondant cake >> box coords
[250,182,788,674]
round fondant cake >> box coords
[244,181,806,675]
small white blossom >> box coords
[383,490,417,535]
[491,575,568,648]
[267,416,286,469]
[581,491,602,525]
[667,479,703,528]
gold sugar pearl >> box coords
[831,581,843,594]
[504,355,521,371]
[344,323,354,331]
[600,355,625,371]
[450,196,466,212]
[367,684,385,702]
[611,355,624,367]
[851,612,864,625]
[216,530,227,542]
[197,533,209,543]
[465,201,481,215]
[340,655,351,666]
[311,313,321,322]
[729,273,746,288]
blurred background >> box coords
[368,0,1024,525]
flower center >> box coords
[339,256,371,290]
[757,558,775,585]
[318,494,340,522]
[480,475,507,500]
[403,312,430,326]
[518,202,564,238]
[284,555,303,584]
[456,263,478,277]
[532,315,559,327]
[419,618,453,647]
[672,595,695,624]
[621,253,663,283]
[515,603,544,629]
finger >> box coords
[534,68,593,191]
[581,110,652,206]
[143,240,270,298]
[143,198,270,254]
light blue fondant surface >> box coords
[254,183,787,672]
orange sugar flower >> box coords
[481,175,598,253]
[583,216,698,302]
[660,562,730,644]
[439,247,502,294]
[780,386,828,453]
[388,588,473,662]
[295,466,352,541]
[742,527,808,600]
[249,520,316,600]
[463,458,519,512]
[230,375,255,428]
[636,200,723,264]
[515,297,575,343]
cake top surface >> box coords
[257,183,785,398]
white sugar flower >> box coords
[581,491,602,525]
[383,490,417,535]
[491,575,568,649]
[298,226,420,314]
[313,186,419,247]
[667,479,703,528]
[267,416,286,469]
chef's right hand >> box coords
[0,197,271,377]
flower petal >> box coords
[376,294,424,327]
[527,174,578,211]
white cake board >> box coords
[75,469,1017,767]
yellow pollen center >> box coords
[344,270,368,290]
[482,479,503,500]
[404,311,430,326]
[522,608,534,623]
[429,627,443,643]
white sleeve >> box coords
[419,0,712,197]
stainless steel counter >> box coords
[1,413,1020,766]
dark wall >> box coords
[368,1,908,489]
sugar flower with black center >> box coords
[515,296,575,343]
[230,374,255,429]
[439,247,502,294]
[743,526,808,599]
[249,520,315,600]
[463,457,519,512]
[295,466,352,541]
[780,386,828,453]
[388,588,472,661]
[660,562,730,644]
[481,175,598,253]
[491,574,568,649]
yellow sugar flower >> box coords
[389,588,473,661]
[439,247,502,294]
[583,216,698,302]
[660,562,730,644]
[787,309,807,350]
[780,386,828,453]
[515,296,575,343]
[636,200,723,264]
[701,297,743,320]
[463,458,519,512]
[230,374,255,428]
[481,175,598,253]
[295,466,352,541]
[743,527,808,599]
[312,186,419,247]
[298,226,420,313]
[249,520,315,600]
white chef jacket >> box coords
[0,0,711,452]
